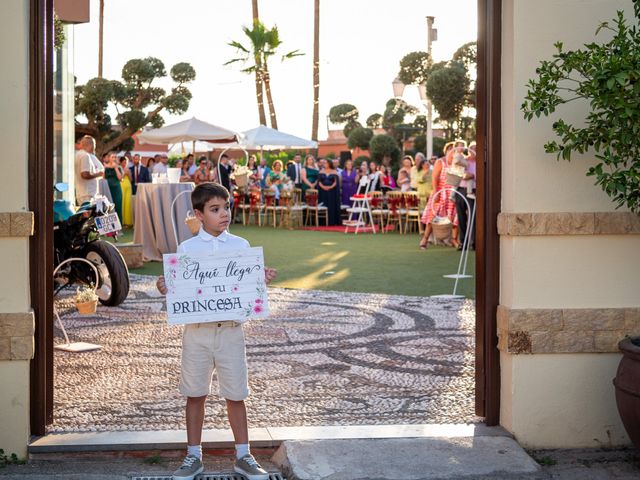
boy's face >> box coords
[194,197,231,235]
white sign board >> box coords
[162,247,269,325]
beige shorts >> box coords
[179,322,249,400]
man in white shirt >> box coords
[74,135,105,205]
[153,154,169,174]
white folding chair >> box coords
[344,176,376,234]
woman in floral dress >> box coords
[418,148,459,249]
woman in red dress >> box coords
[418,147,460,249]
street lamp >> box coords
[425,16,436,159]
[392,77,405,98]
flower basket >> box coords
[432,216,453,241]
[233,172,250,187]
[75,284,99,314]
[185,214,202,235]
[445,166,465,187]
[75,299,98,315]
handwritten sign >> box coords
[162,247,269,325]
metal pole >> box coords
[426,16,435,159]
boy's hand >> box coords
[264,267,277,284]
[156,275,168,295]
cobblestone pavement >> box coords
[51,274,478,433]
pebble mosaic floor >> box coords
[51,274,478,433]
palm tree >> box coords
[249,0,266,125]
[311,0,320,141]
[98,0,104,77]
[226,21,303,129]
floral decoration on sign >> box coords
[166,255,189,294]
[243,282,267,317]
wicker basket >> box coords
[75,299,97,315]
[432,217,453,242]
[445,171,463,187]
[233,172,250,187]
[185,216,202,235]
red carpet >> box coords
[301,225,395,233]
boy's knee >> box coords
[225,398,245,405]
[187,395,207,403]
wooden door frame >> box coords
[29,0,55,436]
[28,0,503,433]
[475,0,502,425]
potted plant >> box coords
[614,337,640,450]
[521,2,640,214]
[75,284,98,315]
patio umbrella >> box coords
[137,117,240,155]
[240,125,317,150]
[216,125,317,168]
[167,140,216,155]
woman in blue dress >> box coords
[318,159,341,226]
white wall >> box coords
[0,0,31,457]
[500,0,637,448]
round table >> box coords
[133,182,195,262]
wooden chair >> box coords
[241,188,262,226]
[232,189,244,223]
[304,189,328,227]
[386,191,405,234]
[403,191,423,234]
[289,187,306,227]
[369,191,387,233]
[262,189,279,227]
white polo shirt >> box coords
[177,227,250,255]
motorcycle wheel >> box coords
[83,240,130,306]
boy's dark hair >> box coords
[191,182,230,212]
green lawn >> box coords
[116,226,475,298]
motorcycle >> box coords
[53,183,130,306]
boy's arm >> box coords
[156,276,168,295]
[264,267,277,284]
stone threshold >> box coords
[29,423,510,454]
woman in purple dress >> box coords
[340,159,358,206]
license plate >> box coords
[95,213,122,235]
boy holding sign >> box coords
[157,183,277,480]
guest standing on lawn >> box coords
[379,165,397,194]
[318,159,341,226]
[397,156,414,192]
[118,156,134,226]
[129,154,150,195]
[419,148,460,250]
[416,154,433,212]
[74,135,104,205]
[156,183,277,480]
[340,158,358,206]
[301,154,319,195]
[193,157,210,185]
[104,152,123,223]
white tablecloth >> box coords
[133,183,196,262]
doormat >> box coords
[52,275,477,433]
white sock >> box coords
[187,444,202,460]
[235,443,250,460]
